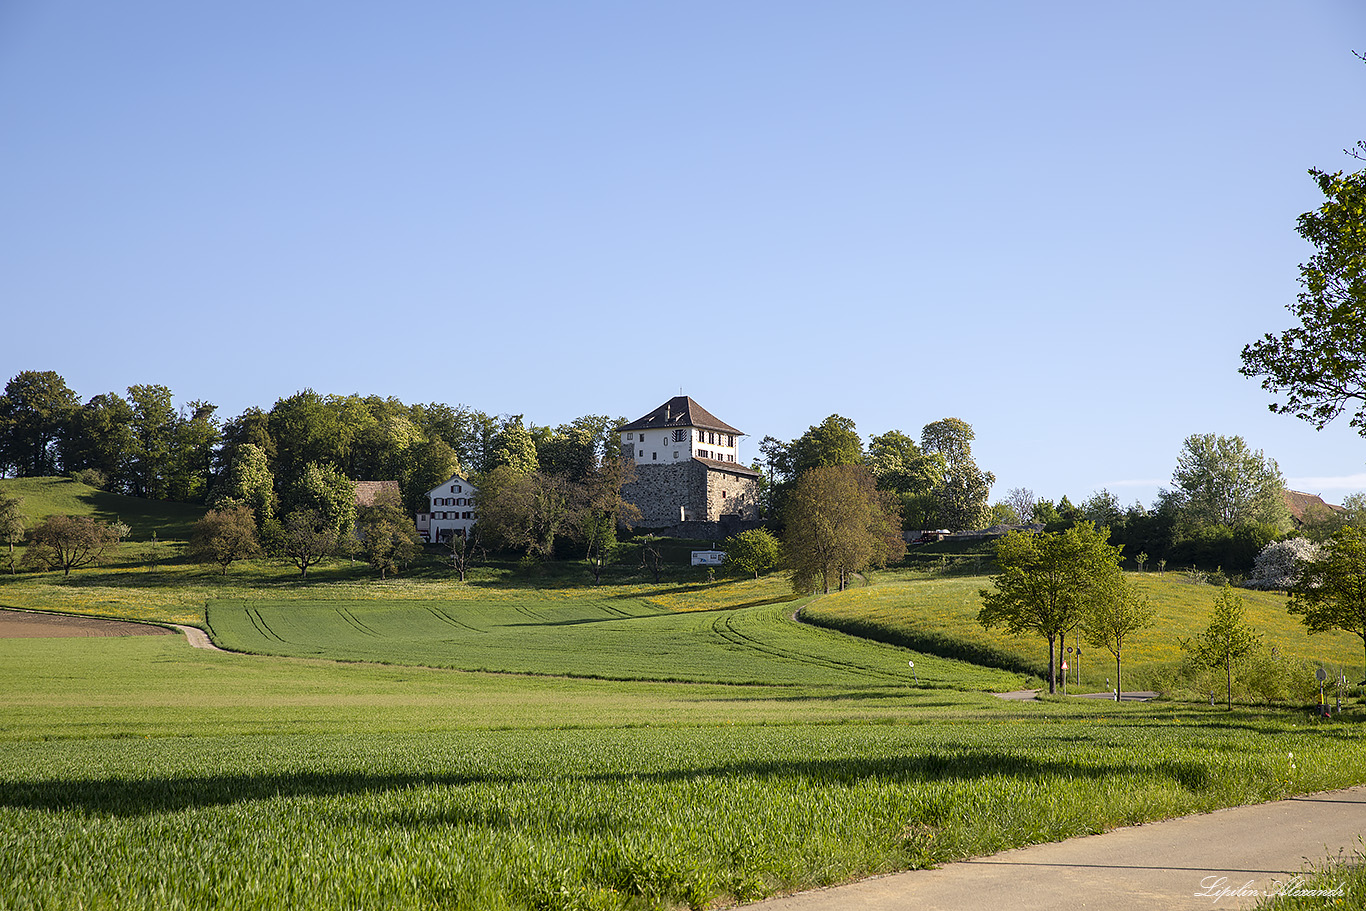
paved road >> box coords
[743,786,1365,911]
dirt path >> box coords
[171,624,224,651]
[743,785,1366,910]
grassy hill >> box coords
[0,476,205,541]
[801,569,1364,698]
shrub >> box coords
[1248,538,1322,591]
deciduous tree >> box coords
[188,504,261,575]
[784,464,904,594]
[1082,577,1155,700]
[0,371,79,477]
[1241,167,1366,435]
[723,527,782,579]
[1182,584,1262,710]
[921,418,994,531]
[1168,433,1290,532]
[274,508,338,578]
[19,515,122,576]
[978,522,1123,694]
[353,488,420,579]
[0,491,24,574]
[1289,526,1366,682]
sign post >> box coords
[908,660,917,685]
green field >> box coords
[3,529,1366,909]
[205,595,1024,689]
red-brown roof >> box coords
[354,480,400,507]
[1283,489,1343,525]
[618,396,743,435]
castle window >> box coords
[673,428,686,443]
[698,429,704,441]
[673,451,680,459]
[638,449,644,457]
[652,452,657,460]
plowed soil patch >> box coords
[0,609,172,638]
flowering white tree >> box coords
[1248,537,1322,590]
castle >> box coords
[618,396,761,532]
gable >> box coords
[619,395,743,435]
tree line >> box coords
[0,370,627,517]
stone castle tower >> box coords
[617,396,760,529]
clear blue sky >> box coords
[3,1,1365,508]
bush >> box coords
[1248,537,1322,591]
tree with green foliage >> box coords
[789,415,864,476]
[474,466,572,559]
[868,429,945,531]
[978,522,1123,694]
[168,400,220,503]
[273,509,339,578]
[0,491,24,574]
[1182,584,1262,710]
[353,488,421,579]
[784,464,905,594]
[487,416,539,475]
[188,504,261,575]
[724,527,782,579]
[58,392,135,489]
[921,418,994,531]
[1241,166,1366,435]
[19,514,122,576]
[401,438,462,515]
[0,370,80,477]
[124,384,178,499]
[212,443,276,528]
[1082,576,1155,700]
[1290,525,1366,682]
[1169,433,1290,532]
[286,462,356,539]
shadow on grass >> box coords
[0,748,1236,818]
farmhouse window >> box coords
[627,433,634,441]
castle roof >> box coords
[619,396,743,435]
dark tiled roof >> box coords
[354,480,400,507]
[693,456,760,477]
[618,396,743,435]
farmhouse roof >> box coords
[354,480,400,507]
[619,396,743,435]
[1283,489,1343,526]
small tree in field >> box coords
[20,515,122,576]
[724,528,782,579]
[354,489,421,579]
[1182,584,1262,710]
[446,528,479,582]
[189,503,261,575]
[276,509,338,578]
[0,491,24,574]
[1083,577,1155,700]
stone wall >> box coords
[622,460,760,527]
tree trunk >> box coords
[1047,634,1056,694]
[1115,652,1122,701]
[1225,659,1233,710]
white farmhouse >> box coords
[415,474,478,544]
